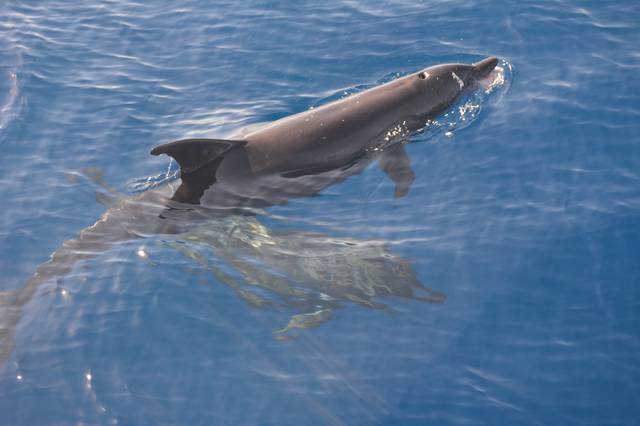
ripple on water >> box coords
[1,1,639,424]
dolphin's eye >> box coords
[418,72,429,80]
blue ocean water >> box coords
[1,1,639,425]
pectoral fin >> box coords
[379,143,415,198]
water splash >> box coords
[125,158,178,193]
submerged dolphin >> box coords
[171,216,445,337]
[0,57,499,361]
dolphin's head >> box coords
[409,56,498,118]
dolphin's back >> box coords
[242,76,420,174]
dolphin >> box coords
[170,216,446,337]
[0,57,498,361]
[150,56,499,209]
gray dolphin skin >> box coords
[0,57,497,361]
[151,56,498,209]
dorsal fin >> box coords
[150,138,247,205]
[150,138,246,174]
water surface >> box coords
[1,1,639,425]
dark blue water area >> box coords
[1,1,639,425]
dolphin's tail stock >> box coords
[0,212,139,365]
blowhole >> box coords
[418,72,428,80]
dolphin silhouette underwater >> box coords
[0,57,499,359]
[169,216,447,337]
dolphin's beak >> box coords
[472,56,499,78]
